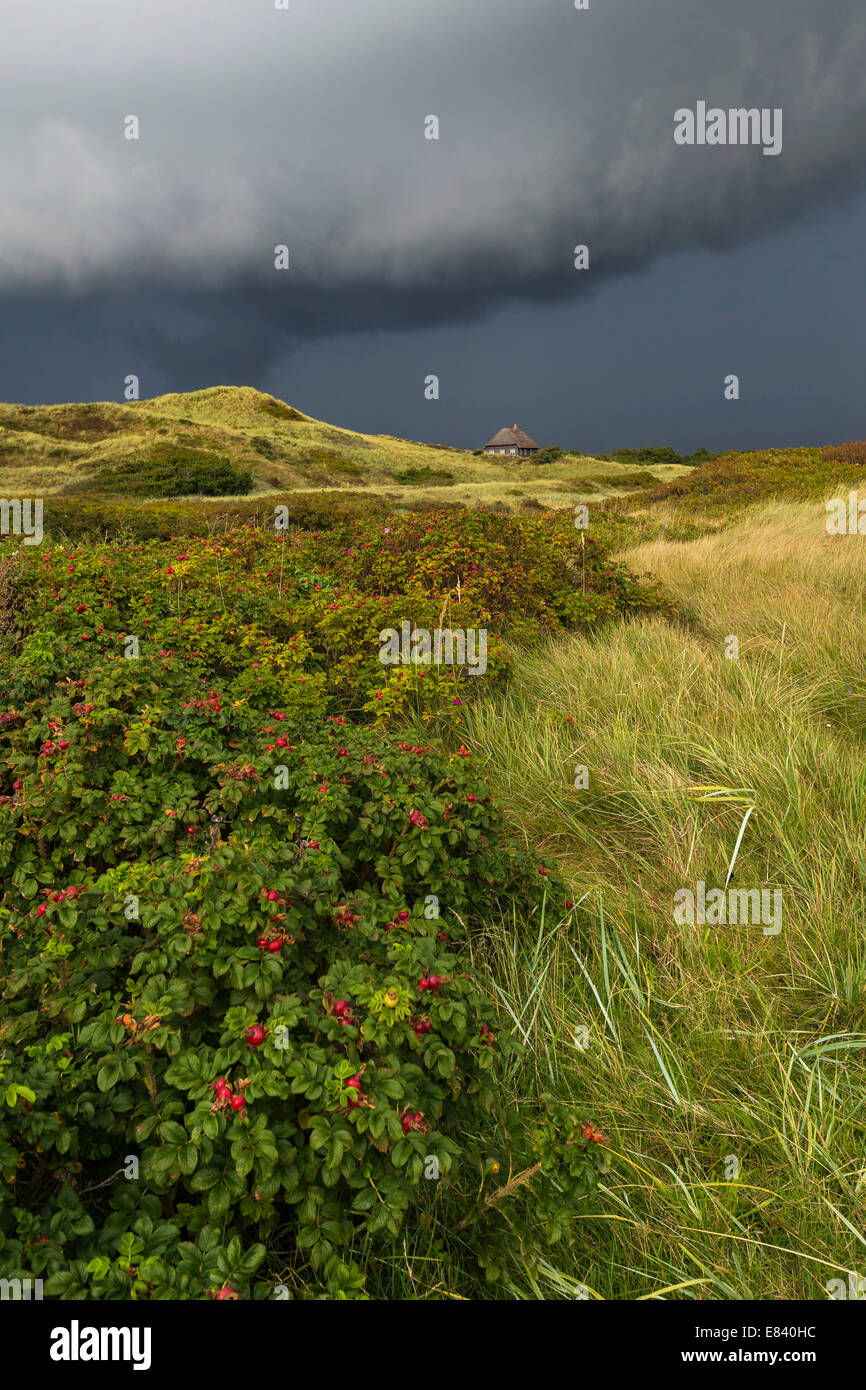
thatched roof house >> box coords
[484,424,540,457]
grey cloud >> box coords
[1,0,865,343]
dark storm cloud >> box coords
[1,0,866,374]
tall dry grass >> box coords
[454,499,866,1298]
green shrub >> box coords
[612,446,682,467]
[0,646,608,1298]
[0,509,661,1297]
[533,446,562,465]
[249,436,277,459]
[90,445,254,499]
[392,466,455,486]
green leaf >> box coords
[97,1059,121,1092]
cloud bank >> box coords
[1,0,865,349]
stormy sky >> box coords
[1,0,865,452]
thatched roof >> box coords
[485,424,539,449]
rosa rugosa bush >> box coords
[2,509,673,729]
[0,643,610,1299]
[0,510,630,1298]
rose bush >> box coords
[4,509,673,728]
[0,511,629,1298]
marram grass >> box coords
[445,498,866,1299]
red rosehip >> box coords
[215,1079,232,1097]
[418,978,429,991]
[345,1074,363,1105]
[266,939,282,954]
[266,889,280,902]
[36,903,48,916]
[245,1024,266,1047]
[230,1095,246,1111]
[333,1000,350,1017]
[257,937,269,950]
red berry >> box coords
[265,889,280,902]
[36,903,48,916]
[333,1000,350,1017]
[257,937,269,950]
[230,1095,246,1111]
[267,939,282,954]
[245,1024,266,1047]
[418,978,429,991]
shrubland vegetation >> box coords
[0,510,662,1299]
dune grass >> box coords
[423,498,866,1298]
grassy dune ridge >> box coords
[0,385,690,508]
